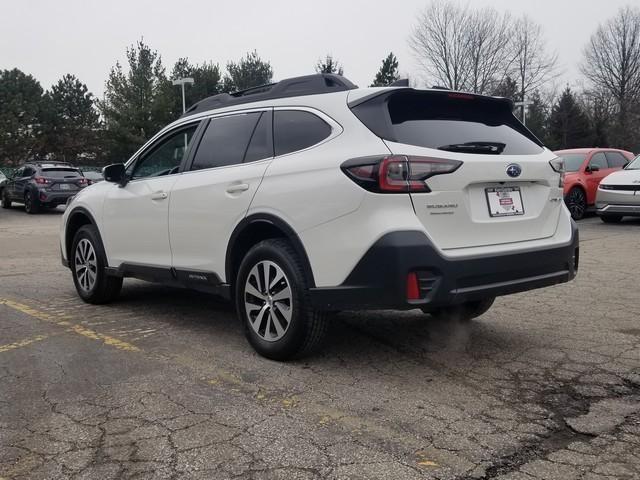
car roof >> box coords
[554,148,632,155]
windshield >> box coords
[42,168,82,179]
[557,153,586,172]
[625,156,640,170]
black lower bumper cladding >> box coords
[310,224,579,311]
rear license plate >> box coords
[60,184,71,190]
[486,187,524,217]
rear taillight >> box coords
[342,155,462,193]
[34,176,50,185]
[78,178,89,186]
[549,157,564,187]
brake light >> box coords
[342,155,462,193]
[549,157,564,187]
[78,178,88,186]
[34,177,50,185]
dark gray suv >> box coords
[0,162,88,214]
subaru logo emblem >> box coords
[506,164,522,178]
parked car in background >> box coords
[81,170,104,185]
[60,73,578,360]
[0,162,88,213]
[596,155,640,223]
[554,148,634,220]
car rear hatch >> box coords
[41,168,86,192]
[349,89,562,250]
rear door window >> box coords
[191,112,261,171]
[352,91,543,155]
[605,151,628,168]
[274,110,331,156]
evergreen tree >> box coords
[491,76,519,102]
[547,87,593,150]
[0,69,44,166]
[371,53,400,87]
[40,74,100,163]
[223,51,273,92]
[169,58,222,117]
[99,40,172,162]
[315,55,343,75]
[524,90,548,143]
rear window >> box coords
[605,151,629,168]
[556,153,586,172]
[352,91,543,155]
[42,168,82,178]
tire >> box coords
[425,297,495,321]
[71,225,122,304]
[565,187,586,220]
[1,189,11,209]
[235,238,327,360]
[600,215,622,224]
[24,190,39,214]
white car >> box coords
[596,155,640,223]
[60,74,579,360]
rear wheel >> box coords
[235,239,327,360]
[71,225,122,304]
[425,298,495,321]
[1,189,11,209]
[24,191,39,214]
[600,214,622,224]
[565,187,586,220]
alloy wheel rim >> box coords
[75,238,98,292]
[568,190,585,218]
[244,260,292,342]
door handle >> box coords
[151,191,168,200]
[226,183,250,194]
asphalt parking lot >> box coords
[0,206,639,480]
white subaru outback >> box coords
[60,74,578,360]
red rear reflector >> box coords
[406,272,421,300]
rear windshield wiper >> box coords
[438,141,506,155]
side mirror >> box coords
[103,163,127,185]
[586,164,600,173]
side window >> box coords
[274,110,331,157]
[589,153,608,170]
[131,124,198,180]
[605,152,628,168]
[23,167,34,177]
[191,112,261,171]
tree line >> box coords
[0,45,400,168]
[410,1,640,151]
[1,2,639,168]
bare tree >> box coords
[409,0,471,90]
[512,15,558,103]
[581,6,640,148]
[466,8,516,94]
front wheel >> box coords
[565,187,586,220]
[600,214,622,224]
[424,298,495,321]
[235,239,327,360]
[1,189,11,209]
[71,225,122,304]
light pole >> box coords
[514,99,534,126]
[172,77,194,114]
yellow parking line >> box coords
[0,334,49,353]
[0,298,140,352]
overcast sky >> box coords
[0,0,633,99]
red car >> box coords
[554,148,635,220]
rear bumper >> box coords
[39,190,77,205]
[309,223,579,311]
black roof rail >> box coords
[181,73,358,118]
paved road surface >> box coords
[1,205,638,479]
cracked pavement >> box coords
[0,206,639,479]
